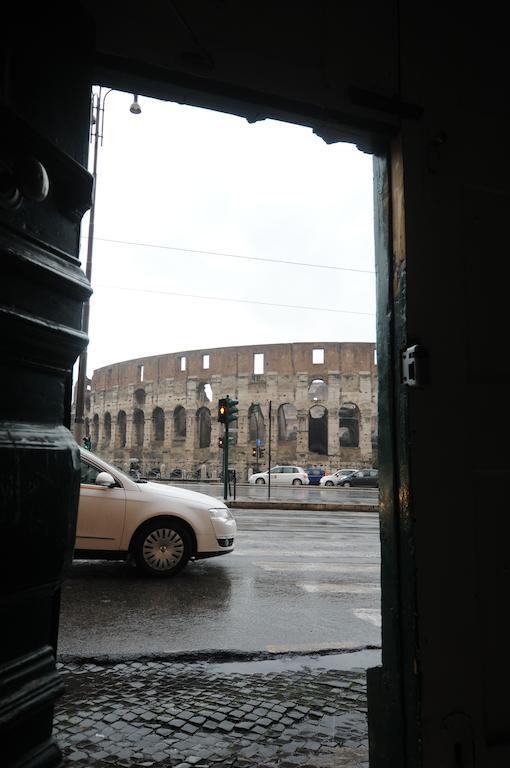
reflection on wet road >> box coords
[59,508,381,657]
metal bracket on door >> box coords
[402,345,427,387]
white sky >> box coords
[79,89,376,378]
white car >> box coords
[76,450,236,577]
[320,468,358,486]
[249,465,310,486]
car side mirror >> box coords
[96,472,116,487]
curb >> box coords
[226,501,378,512]
[57,644,382,666]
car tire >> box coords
[133,518,191,577]
[292,479,303,485]
[325,480,334,486]
[255,478,265,484]
[342,481,351,487]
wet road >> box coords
[58,508,381,658]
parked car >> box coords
[338,469,379,488]
[249,465,310,486]
[320,468,358,486]
[147,468,161,479]
[306,466,325,485]
[76,450,236,576]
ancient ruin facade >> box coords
[85,342,377,480]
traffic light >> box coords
[225,395,239,423]
[252,447,257,457]
[218,436,224,448]
[259,447,265,459]
[218,398,227,423]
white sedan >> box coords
[319,468,358,486]
[76,450,236,577]
[249,465,310,486]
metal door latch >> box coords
[402,345,427,387]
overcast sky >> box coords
[78,88,376,377]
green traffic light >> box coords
[226,395,239,423]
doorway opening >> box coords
[63,86,387,768]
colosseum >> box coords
[84,342,378,480]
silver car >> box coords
[76,450,236,577]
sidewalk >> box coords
[54,653,371,768]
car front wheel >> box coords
[292,478,303,485]
[133,519,191,577]
[325,480,334,486]
[342,481,351,487]
[255,477,265,484]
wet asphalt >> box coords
[58,508,381,659]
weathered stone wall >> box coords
[85,342,377,480]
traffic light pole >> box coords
[223,421,228,501]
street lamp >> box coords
[73,88,141,444]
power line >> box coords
[94,283,375,316]
[82,235,375,275]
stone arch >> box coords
[339,402,360,447]
[197,381,213,403]
[308,405,328,454]
[104,412,111,445]
[173,405,186,438]
[278,403,298,441]
[197,407,211,448]
[117,411,127,448]
[308,378,328,401]
[248,404,265,442]
[152,407,165,442]
[92,414,99,448]
[133,408,145,447]
[134,388,146,406]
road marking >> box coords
[297,583,381,594]
[353,608,382,627]
[256,562,379,573]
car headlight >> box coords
[208,507,233,521]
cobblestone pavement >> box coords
[54,655,369,768]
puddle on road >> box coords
[206,648,381,675]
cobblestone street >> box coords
[54,654,370,768]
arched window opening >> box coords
[133,409,145,447]
[92,414,99,448]
[308,378,328,401]
[278,403,298,441]
[197,407,211,448]
[152,407,165,442]
[308,405,328,455]
[104,412,111,445]
[339,403,360,447]
[134,388,146,406]
[174,406,186,438]
[248,404,265,443]
[197,382,213,403]
[117,411,126,448]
